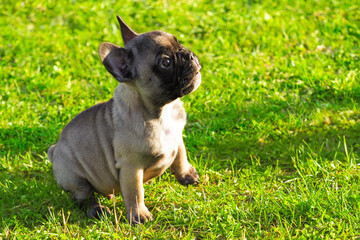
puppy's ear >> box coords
[99,42,134,82]
[117,16,138,46]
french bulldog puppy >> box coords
[47,16,201,224]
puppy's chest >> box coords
[149,117,183,157]
[143,110,185,168]
[115,101,186,171]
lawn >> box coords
[1,0,360,238]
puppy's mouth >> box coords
[176,58,202,96]
[195,64,201,75]
[192,64,202,91]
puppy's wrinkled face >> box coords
[99,19,201,107]
[127,31,201,105]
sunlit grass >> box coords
[1,0,359,238]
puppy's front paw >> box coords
[128,207,153,225]
[175,165,199,186]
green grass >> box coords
[1,0,360,238]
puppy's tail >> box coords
[47,145,56,163]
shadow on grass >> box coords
[0,126,57,159]
[0,164,124,230]
[0,168,63,226]
[186,97,360,171]
[211,123,360,167]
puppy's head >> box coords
[99,16,201,106]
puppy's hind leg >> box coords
[67,178,111,219]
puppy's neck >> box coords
[113,84,174,120]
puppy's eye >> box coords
[160,57,171,68]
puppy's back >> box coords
[49,99,121,195]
